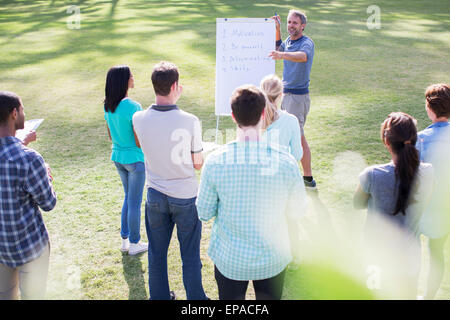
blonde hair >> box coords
[260,74,283,129]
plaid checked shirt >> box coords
[196,141,307,281]
[0,136,56,268]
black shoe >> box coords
[303,177,317,190]
[170,291,176,300]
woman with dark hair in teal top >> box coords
[104,65,147,255]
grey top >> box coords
[132,105,203,199]
[359,162,433,239]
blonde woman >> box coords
[260,74,303,162]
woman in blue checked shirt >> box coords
[104,66,147,256]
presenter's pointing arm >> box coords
[269,50,307,63]
[283,51,307,62]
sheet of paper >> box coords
[215,18,275,115]
[15,119,44,141]
[202,141,222,154]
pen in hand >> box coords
[274,12,281,25]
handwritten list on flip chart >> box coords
[215,18,275,115]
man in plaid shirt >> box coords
[0,91,56,300]
[196,85,307,300]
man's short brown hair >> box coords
[151,61,179,96]
[231,85,266,127]
[0,91,21,125]
[425,83,450,118]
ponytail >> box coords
[381,112,420,215]
[260,74,283,129]
[262,98,279,129]
[393,141,420,215]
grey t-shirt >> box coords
[359,162,433,277]
[132,105,203,199]
[359,162,433,238]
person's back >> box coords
[415,83,450,300]
[133,106,201,198]
[133,61,207,300]
[198,141,305,280]
[260,74,303,162]
[197,84,307,300]
[264,110,303,161]
[417,122,450,165]
[359,162,433,239]
[0,139,56,266]
[354,112,433,299]
[103,66,147,256]
[104,98,144,163]
[416,122,450,237]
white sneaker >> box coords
[121,238,130,252]
[128,242,148,255]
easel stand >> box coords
[215,116,220,144]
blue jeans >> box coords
[145,187,207,300]
[114,161,146,244]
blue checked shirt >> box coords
[415,121,450,238]
[0,136,56,268]
[196,141,307,281]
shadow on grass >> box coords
[2,0,448,300]
[121,251,148,300]
[2,0,448,71]
[1,0,448,136]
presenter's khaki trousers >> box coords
[0,243,50,300]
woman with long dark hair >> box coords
[354,112,433,299]
[104,65,147,255]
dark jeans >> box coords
[145,187,207,300]
[214,266,286,300]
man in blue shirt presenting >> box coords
[270,9,316,189]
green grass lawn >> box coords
[1,0,449,300]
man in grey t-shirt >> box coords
[270,9,316,190]
[133,61,207,300]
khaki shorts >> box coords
[281,93,310,135]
